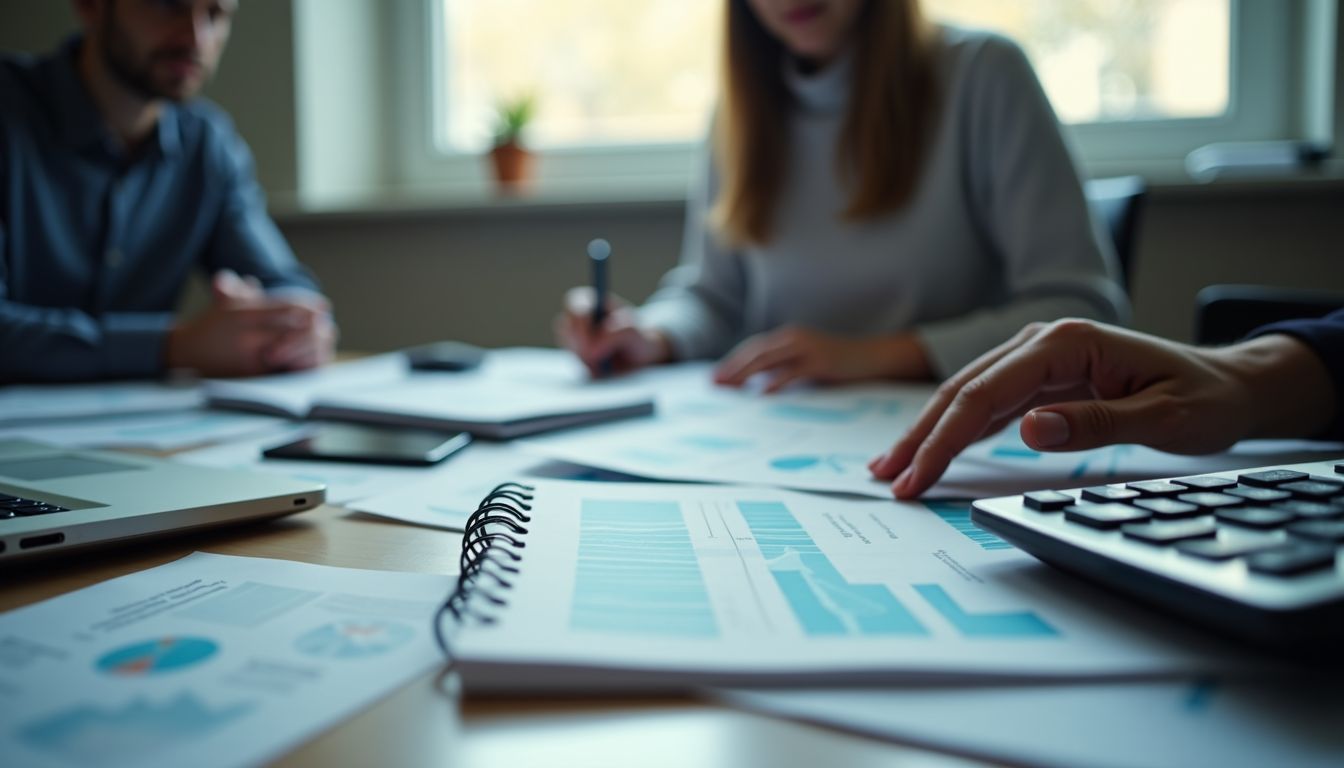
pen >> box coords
[588,238,612,375]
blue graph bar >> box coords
[570,500,719,637]
[737,501,927,636]
[923,501,1015,551]
[913,584,1058,637]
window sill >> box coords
[269,161,1344,224]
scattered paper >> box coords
[0,552,453,768]
[0,381,202,426]
[0,410,294,451]
[715,680,1344,768]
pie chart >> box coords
[96,637,219,676]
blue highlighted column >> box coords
[923,501,1014,551]
[737,501,927,636]
[570,500,719,637]
[913,584,1058,638]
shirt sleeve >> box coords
[914,34,1130,379]
[637,144,749,360]
[1247,309,1344,440]
[0,224,173,382]
[203,119,322,298]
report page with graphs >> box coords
[448,481,1267,691]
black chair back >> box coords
[1084,175,1146,293]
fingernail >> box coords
[1030,411,1071,447]
[892,467,912,495]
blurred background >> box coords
[1,0,1341,352]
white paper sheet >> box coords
[450,481,1262,691]
[520,369,1343,498]
[520,377,933,498]
[0,552,453,768]
[174,430,446,505]
[715,681,1344,768]
[0,381,203,425]
[347,441,647,531]
[0,410,294,451]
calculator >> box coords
[970,459,1344,653]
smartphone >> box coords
[262,423,471,467]
[405,341,486,372]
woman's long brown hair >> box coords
[711,0,936,246]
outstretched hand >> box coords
[869,319,1334,499]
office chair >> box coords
[1084,175,1147,293]
[1195,284,1344,345]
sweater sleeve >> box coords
[1247,309,1344,440]
[637,145,748,361]
[914,34,1129,379]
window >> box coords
[395,0,1313,192]
[436,0,720,153]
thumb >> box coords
[1021,392,1176,453]
[211,269,247,303]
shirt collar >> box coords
[46,35,181,160]
[782,46,855,115]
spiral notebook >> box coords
[436,481,1263,692]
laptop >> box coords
[0,440,325,563]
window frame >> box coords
[387,0,1319,195]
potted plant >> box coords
[488,93,537,194]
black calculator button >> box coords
[0,509,15,520]
[1245,543,1337,576]
[1125,481,1187,498]
[1238,469,1310,488]
[1121,520,1217,545]
[1176,538,1280,561]
[1272,500,1344,520]
[1132,498,1203,519]
[1081,486,1141,503]
[1335,463,1344,475]
[0,494,19,502]
[1287,520,1344,544]
[1177,492,1243,511]
[1216,507,1296,529]
[1224,486,1293,504]
[1064,503,1151,530]
[1279,481,1344,500]
[1172,475,1236,491]
[1023,491,1073,511]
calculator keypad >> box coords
[1027,471,1344,578]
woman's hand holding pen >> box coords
[555,287,672,377]
[714,327,933,392]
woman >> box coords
[557,0,1127,391]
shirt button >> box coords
[106,248,123,267]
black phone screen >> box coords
[262,423,472,466]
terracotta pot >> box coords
[488,140,535,194]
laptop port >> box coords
[293,498,307,506]
[19,533,64,549]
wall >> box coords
[278,181,1344,353]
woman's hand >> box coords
[554,287,672,377]
[713,327,932,393]
[869,319,1336,499]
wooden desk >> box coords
[4,503,983,768]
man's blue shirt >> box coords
[0,39,319,382]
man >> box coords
[0,0,335,382]
[871,311,1344,498]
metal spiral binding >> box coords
[434,482,535,660]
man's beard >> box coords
[100,11,207,102]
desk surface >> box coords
[4,502,983,768]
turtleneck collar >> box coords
[782,46,854,115]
